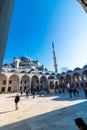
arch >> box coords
[60,76,65,82]
[8,74,19,92]
[73,72,81,82]
[73,72,81,87]
[21,75,30,91]
[59,76,65,88]
[40,76,48,90]
[82,70,87,87]
[55,81,59,89]
[82,70,87,81]
[49,81,54,89]
[0,73,7,93]
[65,74,71,88]
[31,75,39,90]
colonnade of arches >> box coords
[59,70,87,89]
[0,73,58,93]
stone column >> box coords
[5,78,9,93]
[0,0,15,71]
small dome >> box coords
[45,72,50,75]
[74,67,81,71]
[61,72,66,74]
[10,70,17,73]
[30,69,35,71]
[28,69,36,73]
[39,72,44,75]
[20,71,26,73]
[83,65,87,69]
[51,73,56,75]
[48,76,57,79]
[67,70,73,73]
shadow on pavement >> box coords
[1,100,87,130]
[0,110,15,114]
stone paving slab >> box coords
[0,90,87,130]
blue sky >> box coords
[4,0,87,73]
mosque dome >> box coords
[10,70,18,73]
[74,67,81,71]
[38,72,44,75]
[48,76,57,79]
[61,72,66,74]
[83,65,87,69]
[20,56,33,62]
[45,72,50,75]
[51,72,56,75]
[67,70,73,73]
[20,71,26,73]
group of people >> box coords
[14,85,87,110]
[68,87,79,98]
[14,88,43,110]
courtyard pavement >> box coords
[0,89,87,130]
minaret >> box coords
[52,42,58,73]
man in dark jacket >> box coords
[14,93,20,110]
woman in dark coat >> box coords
[14,93,20,110]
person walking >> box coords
[74,118,87,130]
[32,89,35,98]
[84,87,87,98]
[14,93,20,110]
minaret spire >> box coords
[52,42,58,73]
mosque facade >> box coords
[0,56,59,93]
[0,55,87,94]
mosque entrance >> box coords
[1,87,5,93]
[8,87,11,93]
